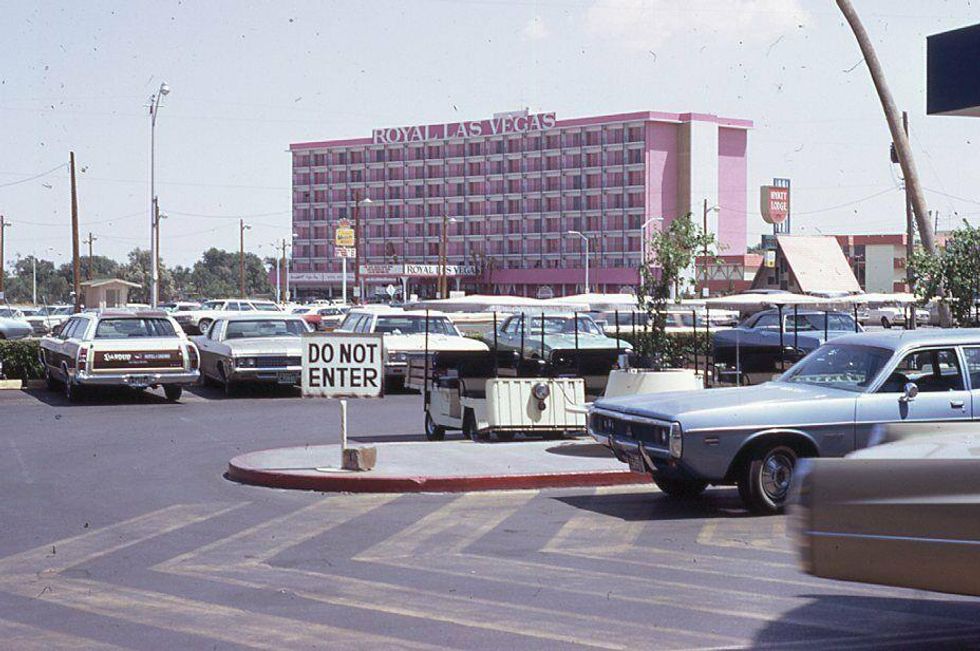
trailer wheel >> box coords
[424,412,446,441]
[463,408,487,442]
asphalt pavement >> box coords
[1,384,978,649]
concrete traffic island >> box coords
[227,439,649,493]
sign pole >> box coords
[339,398,348,464]
[342,257,348,304]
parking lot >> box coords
[1,386,977,649]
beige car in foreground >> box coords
[794,426,980,597]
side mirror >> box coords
[899,382,919,403]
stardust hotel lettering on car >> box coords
[372,112,557,144]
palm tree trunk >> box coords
[836,0,952,326]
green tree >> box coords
[3,256,70,305]
[911,220,980,325]
[119,248,176,303]
[634,213,714,369]
[188,248,272,299]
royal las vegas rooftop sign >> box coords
[372,111,557,144]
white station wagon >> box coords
[39,309,200,402]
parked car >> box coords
[160,301,202,314]
[793,426,980,597]
[495,312,631,359]
[863,302,929,328]
[591,328,980,515]
[193,314,310,394]
[712,309,862,380]
[598,309,735,336]
[0,307,33,340]
[172,298,282,335]
[336,307,488,386]
[291,305,349,331]
[24,304,73,336]
[38,309,200,402]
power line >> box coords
[166,209,290,219]
[0,163,68,189]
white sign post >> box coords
[302,332,384,468]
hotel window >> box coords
[427,164,443,177]
[414,185,425,198]
[448,163,465,177]
[350,151,364,164]
[295,207,310,220]
[607,172,624,186]
[334,152,348,165]
[545,177,560,192]
[468,142,483,156]
[526,219,540,233]
[313,207,327,221]
[428,242,440,256]
[507,138,522,153]
[507,158,521,173]
[545,135,560,149]
[468,201,484,215]
[507,240,521,254]
[527,136,541,150]
[586,153,601,167]
[448,144,465,157]
[507,179,521,193]
[389,149,402,162]
[545,156,560,170]
[627,192,645,208]
[489,160,503,174]
[493,140,505,154]
[374,150,385,163]
[586,196,600,210]
[350,169,363,182]
[507,200,521,214]
[294,155,310,167]
[425,145,440,159]
[507,219,521,234]
[628,171,644,186]
[389,168,403,181]
[410,147,423,161]
[585,131,600,146]
[628,149,643,164]
[526,198,541,212]
[546,197,561,211]
[389,205,401,219]
[606,128,624,144]
[492,200,504,214]
[314,190,327,202]
[607,194,623,209]
[563,132,582,147]
[587,215,601,230]
[332,170,347,183]
[467,162,483,176]
[312,154,327,166]
[627,127,643,142]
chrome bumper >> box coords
[385,361,408,376]
[228,366,302,383]
[76,370,200,386]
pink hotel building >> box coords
[289,109,751,298]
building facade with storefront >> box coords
[289,109,751,299]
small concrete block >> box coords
[0,379,23,390]
[342,446,377,471]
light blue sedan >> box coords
[591,328,980,515]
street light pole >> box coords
[0,215,8,299]
[567,230,589,293]
[700,201,719,296]
[439,214,458,299]
[148,81,170,309]
[352,193,372,303]
[239,219,251,298]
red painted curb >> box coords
[227,460,648,493]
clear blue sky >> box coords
[1,0,978,267]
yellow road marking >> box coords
[696,519,794,554]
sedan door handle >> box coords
[950,400,965,409]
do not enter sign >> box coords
[302,333,384,398]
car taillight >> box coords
[187,345,199,370]
[77,347,89,372]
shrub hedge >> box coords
[0,339,44,380]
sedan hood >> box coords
[222,337,302,355]
[595,381,857,429]
[384,333,488,353]
[543,333,631,351]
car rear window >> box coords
[95,318,177,339]
[225,319,307,339]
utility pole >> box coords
[352,191,362,303]
[83,232,97,280]
[0,215,8,299]
[154,198,162,301]
[902,112,916,330]
[280,238,288,303]
[837,0,949,325]
[702,199,709,296]
[70,152,81,313]
[439,212,449,299]
[239,219,251,298]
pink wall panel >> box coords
[718,127,748,255]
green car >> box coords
[493,313,631,361]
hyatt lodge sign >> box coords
[372,112,556,144]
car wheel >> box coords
[653,475,708,498]
[462,408,486,442]
[164,385,183,402]
[44,366,59,391]
[881,317,891,329]
[738,444,798,514]
[217,363,236,397]
[424,411,446,441]
[198,319,212,335]
[495,431,516,442]
[63,371,83,403]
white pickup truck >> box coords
[171,298,283,335]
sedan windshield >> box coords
[0,308,24,318]
[375,316,457,336]
[95,318,177,338]
[781,344,892,392]
[225,319,307,339]
[525,316,602,336]
[252,303,281,312]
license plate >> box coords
[127,375,151,388]
[626,452,646,473]
[276,371,299,385]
